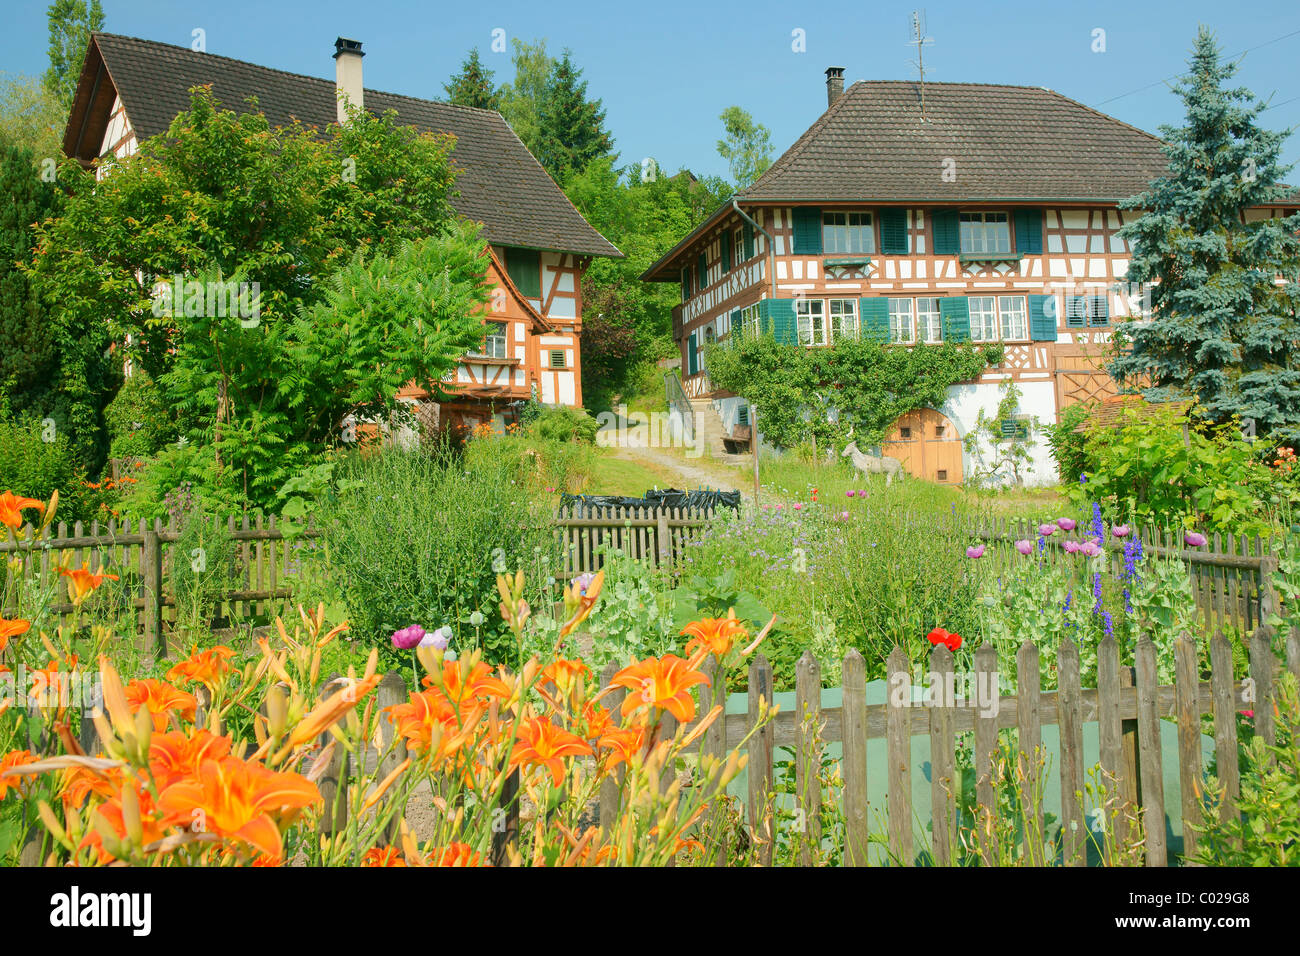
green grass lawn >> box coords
[578,448,683,496]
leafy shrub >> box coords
[0,418,110,524]
[1043,400,1092,484]
[315,443,553,668]
[529,405,600,445]
[103,371,173,461]
[168,504,239,644]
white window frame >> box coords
[829,298,858,342]
[734,228,745,265]
[822,211,875,255]
[969,295,998,342]
[916,297,942,343]
[739,303,761,338]
[796,298,827,346]
[959,211,1012,255]
[998,295,1028,341]
[887,298,915,344]
[484,321,508,359]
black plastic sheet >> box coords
[559,488,740,514]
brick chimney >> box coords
[334,37,364,124]
[825,67,845,108]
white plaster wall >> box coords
[939,381,1059,486]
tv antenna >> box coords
[907,10,935,121]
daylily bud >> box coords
[267,683,288,740]
[121,784,144,845]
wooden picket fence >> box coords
[552,505,714,575]
[0,515,320,656]
[962,516,1283,638]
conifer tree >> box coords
[535,51,614,182]
[443,48,500,111]
[1110,27,1300,439]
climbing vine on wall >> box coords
[704,334,1002,451]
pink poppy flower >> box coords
[1038,523,1056,537]
[1185,531,1208,547]
[1080,541,1103,557]
[1056,518,1077,531]
[1062,540,1081,554]
[1015,539,1034,556]
[391,625,425,650]
[966,544,986,559]
[1112,524,1130,538]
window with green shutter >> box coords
[697,252,707,291]
[999,417,1030,441]
[687,333,698,375]
[1028,294,1058,341]
[939,296,971,342]
[1013,208,1043,255]
[743,222,755,260]
[504,247,541,298]
[858,297,890,342]
[737,404,750,426]
[791,207,823,254]
[931,210,960,256]
[720,231,731,273]
[758,299,798,344]
[1065,295,1110,327]
[879,208,908,255]
[681,267,691,301]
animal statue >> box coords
[842,440,905,486]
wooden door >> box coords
[881,408,963,484]
[1054,344,1118,410]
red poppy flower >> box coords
[926,628,962,652]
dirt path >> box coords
[605,442,757,504]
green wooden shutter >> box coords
[1089,294,1111,326]
[743,222,755,260]
[932,210,960,256]
[505,248,541,298]
[720,231,731,273]
[1028,294,1058,341]
[858,297,890,342]
[791,207,823,254]
[879,208,908,255]
[939,297,971,342]
[687,333,698,375]
[1014,209,1043,254]
[730,308,742,341]
[1065,296,1087,328]
[759,299,798,344]
[737,404,750,426]
[696,252,707,291]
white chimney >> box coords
[334,37,364,124]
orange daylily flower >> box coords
[509,716,594,786]
[422,659,511,707]
[580,702,615,741]
[58,561,119,605]
[0,617,30,653]
[157,756,322,859]
[0,491,43,531]
[608,654,711,724]
[276,673,382,758]
[81,780,182,864]
[597,725,647,770]
[0,749,38,799]
[148,730,233,788]
[384,689,484,764]
[28,656,78,711]
[560,569,605,637]
[165,646,236,688]
[431,843,487,866]
[681,610,749,658]
[123,679,198,732]
[363,845,409,867]
[540,658,591,694]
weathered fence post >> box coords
[490,768,520,867]
[974,643,999,866]
[598,661,624,835]
[928,643,956,866]
[885,645,911,865]
[1119,665,1142,815]
[1057,634,1085,866]
[698,654,727,866]
[1209,630,1241,841]
[1015,640,1043,864]
[655,509,671,568]
[316,675,349,840]
[1134,636,1166,866]
[794,650,823,866]
[374,671,408,846]
[747,654,774,866]
[841,649,868,866]
[141,519,165,659]
[1173,631,1202,863]
[1249,622,1277,750]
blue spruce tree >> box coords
[1110,27,1300,440]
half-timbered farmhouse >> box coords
[63,33,620,434]
[642,69,1298,484]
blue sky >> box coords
[3,0,1299,181]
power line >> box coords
[1093,27,1300,107]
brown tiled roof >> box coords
[65,33,621,258]
[741,80,1171,203]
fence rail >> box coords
[552,505,713,575]
[960,515,1282,638]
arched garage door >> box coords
[881,408,963,484]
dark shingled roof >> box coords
[740,80,1171,203]
[65,33,620,258]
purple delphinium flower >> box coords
[391,624,425,650]
[1079,472,1088,484]
[1092,572,1103,612]
[1015,539,1034,556]
[1090,502,1105,543]
[1038,535,1048,554]
[966,544,986,559]
[1185,531,1208,547]
[1101,610,1114,639]
[1063,588,1074,628]
[1057,517,1077,531]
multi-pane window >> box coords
[998,296,1028,341]
[916,297,943,343]
[969,296,998,342]
[734,228,745,265]
[739,303,761,338]
[796,298,827,346]
[959,212,1011,255]
[484,321,508,359]
[887,298,915,344]
[829,298,858,341]
[822,211,875,254]
[681,268,690,302]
